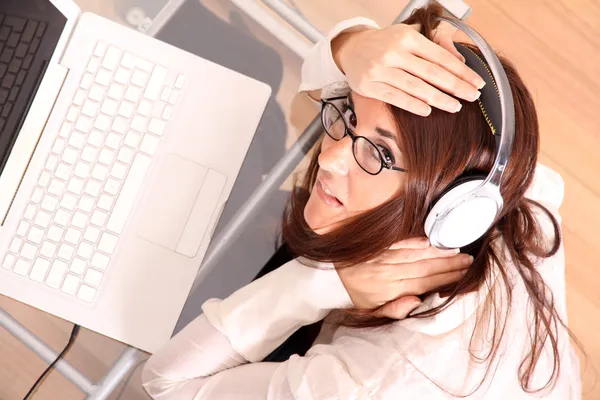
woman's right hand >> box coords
[331,22,486,116]
[336,237,473,320]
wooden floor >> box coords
[0,0,598,399]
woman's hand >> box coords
[332,22,486,116]
[336,237,473,319]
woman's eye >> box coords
[348,112,357,128]
[341,103,357,128]
[378,146,395,165]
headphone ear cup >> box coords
[424,174,497,249]
[426,174,489,215]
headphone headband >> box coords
[424,17,516,249]
[437,16,515,189]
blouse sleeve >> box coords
[142,318,382,399]
[299,17,379,99]
[142,257,356,399]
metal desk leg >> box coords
[85,347,142,400]
[0,308,95,394]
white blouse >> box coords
[142,18,581,400]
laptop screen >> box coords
[0,0,66,174]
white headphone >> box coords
[424,17,515,249]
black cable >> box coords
[23,324,81,400]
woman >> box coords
[142,5,581,399]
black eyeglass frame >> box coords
[320,96,408,175]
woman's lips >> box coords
[316,180,343,208]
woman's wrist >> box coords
[331,28,372,74]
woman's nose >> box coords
[318,136,352,176]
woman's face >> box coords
[304,92,407,233]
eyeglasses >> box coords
[320,96,408,175]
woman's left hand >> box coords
[332,21,485,116]
[336,237,472,319]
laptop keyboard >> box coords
[0,14,47,132]
[1,42,186,303]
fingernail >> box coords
[465,255,474,265]
[468,90,481,101]
[476,79,486,89]
[420,106,432,116]
[461,269,468,275]
[453,102,462,112]
[461,55,466,63]
[448,248,460,254]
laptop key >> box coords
[15,43,28,59]
[16,70,26,85]
[1,103,12,118]
[83,269,103,286]
[61,274,80,295]
[30,258,51,283]
[47,227,65,242]
[58,244,75,261]
[35,22,47,38]
[0,88,7,103]
[0,63,7,78]
[77,284,97,302]
[40,241,58,259]
[22,54,33,69]
[27,226,44,244]
[8,58,21,73]
[102,47,122,70]
[106,153,151,235]
[20,242,37,261]
[70,257,86,274]
[8,87,18,102]
[29,38,40,54]
[13,259,31,276]
[2,254,16,271]
[143,65,167,101]
[94,42,107,58]
[0,48,13,63]
[91,252,110,270]
[46,260,67,289]
[6,17,26,32]
[1,72,15,88]
[0,27,9,41]
[64,228,82,247]
[22,21,38,43]
[7,32,19,48]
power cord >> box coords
[23,324,81,400]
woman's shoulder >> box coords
[525,163,565,224]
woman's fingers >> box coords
[394,253,473,279]
[409,29,486,90]
[378,245,459,265]
[388,54,480,108]
[400,268,468,296]
[376,65,464,113]
[432,21,465,62]
[388,237,430,250]
[359,81,432,116]
[374,295,423,319]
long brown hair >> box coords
[281,3,580,395]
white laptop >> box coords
[0,0,271,353]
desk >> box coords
[0,1,471,399]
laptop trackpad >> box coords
[136,154,226,258]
